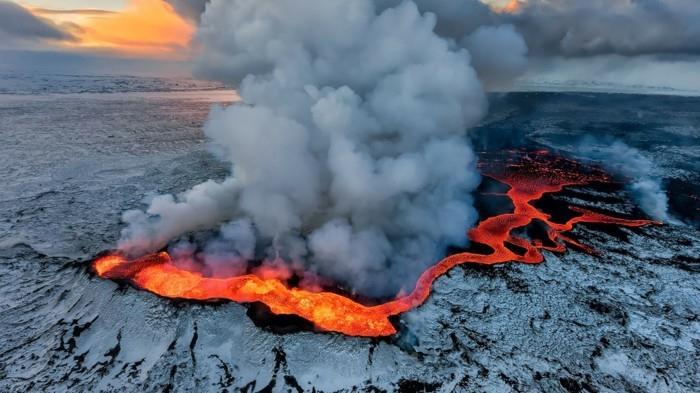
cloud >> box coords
[575,138,675,222]
[377,0,495,39]
[377,1,528,89]
[69,0,194,58]
[463,24,528,89]
[173,0,700,59]
[0,1,74,45]
[165,0,208,21]
[109,0,696,298]
[506,0,700,57]
[1,0,195,59]
[178,0,528,89]
[32,8,118,16]
[118,0,534,296]
[174,0,700,93]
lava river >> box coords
[93,151,659,337]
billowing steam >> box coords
[576,139,674,222]
[120,0,528,296]
[167,0,700,59]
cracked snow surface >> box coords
[1,91,698,392]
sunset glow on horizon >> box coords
[24,0,194,59]
[499,0,522,13]
[13,0,519,60]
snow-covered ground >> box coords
[511,79,700,97]
[0,73,227,95]
[0,85,698,392]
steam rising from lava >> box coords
[575,139,674,222]
[118,0,529,296]
[96,151,658,337]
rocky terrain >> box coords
[1,90,698,392]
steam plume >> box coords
[166,0,700,59]
[121,0,527,296]
[576,139,674,223]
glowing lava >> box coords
[93,151,659,337]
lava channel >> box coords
[93,150,660,337]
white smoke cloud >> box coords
[576,139,675,223]
[168,0,700,59]
[463,24,528,89]
[164,0,700,95]
[119,178,240,255]
[120,0,528,296]
[375,0,528,90]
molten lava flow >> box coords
[93,151,659,337]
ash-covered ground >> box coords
[1,88,699,392]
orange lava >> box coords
[93,151,659,337]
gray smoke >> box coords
[401,0,528,90]
[166,0,700,59]
[507,0,700,57]
[408,0,700,91]
[576,139,674,222]
[178,0,528,90]
[463,24,527,89]
[119,0,529,296]
[371,0,528,90]
[376,0,494,38]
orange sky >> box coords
[21,0,518,59]
[490,0,522,13]
[31,0,194,59]
[501,0,523,13]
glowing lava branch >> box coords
[93,151,659,337]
